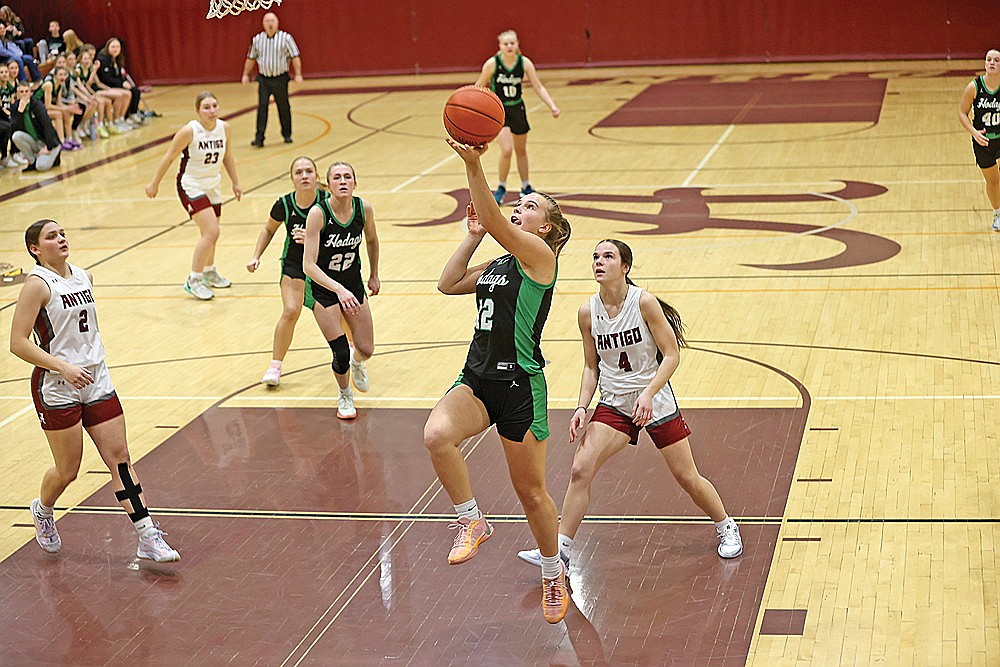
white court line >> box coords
[390,153,458,193]
[682,124,735,187]
[386,102,548,194]
[0,404,34,428]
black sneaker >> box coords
[250,139,264,148]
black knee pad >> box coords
[114,462,150,522]
[328,335,351,375]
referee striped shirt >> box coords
[247,30,300,77]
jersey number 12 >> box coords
[476,298,494,331]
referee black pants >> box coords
[255,73,292,142]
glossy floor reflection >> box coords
[0,404,802,665]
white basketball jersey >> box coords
[179,119,226,189]
[28,263,105,366]
[591,285,660,394]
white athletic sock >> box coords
[270,360,282,368]
[521,181,531,190]
[36,501,54,516]
[204,265,216,273]
[496,181,506,190]
[339,386,352,397]
[540,553,563,579]
[188,271,203,282]
[134,516,154,534]
[557,533,574,555]
[715,516,735,532]
[454,498,482,522]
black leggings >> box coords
[0,118,10,158]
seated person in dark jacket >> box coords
[10,80,61,171]
[96,37,142,125]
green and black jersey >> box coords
[314,195,366,292]
[269,189,329,267]
[491,54,524,106]
[464,253,555,379]
[973,76,1000,139]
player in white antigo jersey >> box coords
[517,239,742,572]
[10,220,180,562]
[145,91,242,300]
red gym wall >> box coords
[14,0,996,85]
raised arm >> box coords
[445,140,555,282]
[523,57,559,118]
[959,80,989,146]
[569,301,599,442]
[144,124,194,198]
[437,203,491,295]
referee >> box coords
[241,12,302,147]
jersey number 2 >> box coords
[78,310,89,333]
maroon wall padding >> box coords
[14,1,996,85]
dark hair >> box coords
[599,239,686,347]
[535,192,571,258]
[98,37,124,68]
[25,220,58,263]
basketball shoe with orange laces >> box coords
[447,516,493,564]
[541,563,569,623]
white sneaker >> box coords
[992,211,1000,232]
[337,391,357,420]
[30,498,61,553]
[261,365,281,386]
[12,153,28,165]
[136,524,180,562]
[184,277,214,300]
[3,156,18,168]
[516,547,570,569]
[202,269,231,288]
[350,351,369,393]
[717,522,743,558]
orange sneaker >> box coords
[542,564,569,623]
[447,517,493,564]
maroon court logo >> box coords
[404,180,897,271]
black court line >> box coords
[3,505,997,524]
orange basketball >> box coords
[443,85,505,145]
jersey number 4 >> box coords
[476,298,494,331]
[617,351,632,372]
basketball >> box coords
[443,85,505,145]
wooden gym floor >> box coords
[0,59,997,665]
